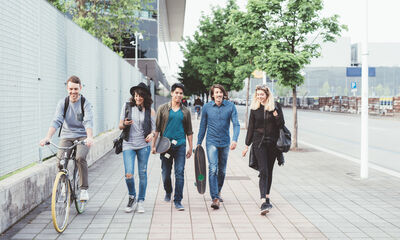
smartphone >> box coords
[126,118,131,121]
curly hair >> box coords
[130,88,153,109]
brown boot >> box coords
[211,198,220,209]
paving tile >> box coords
[11,233,36,240]
[57,233,83,239]
[80,233,104,239]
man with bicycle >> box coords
[40,75,94,201]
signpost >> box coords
[360,0,369,179]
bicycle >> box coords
[44,140,87,233]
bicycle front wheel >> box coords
[73,168,86,213]
[51,172,71,233]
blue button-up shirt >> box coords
[197,100,240,147]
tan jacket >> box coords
[156,102,193,136]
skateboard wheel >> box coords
[198,174,204,181]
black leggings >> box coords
[254,141,276,198]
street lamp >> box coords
[130,32,143,69]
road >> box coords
[235,105,400,174]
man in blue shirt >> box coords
[197,84,240,210]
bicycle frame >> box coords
[60,150,79,201]
[47,140,84,202]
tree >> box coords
[178,39,208,97]
[229,6,267,128]
[180,0,246,94]
[178,60,208,98]
[247,0,346,149]
[47,0,153,56]
[179,36,208,99]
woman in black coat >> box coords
[242,84,284,215]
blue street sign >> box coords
[346,67,376,77]
[351,81,357,92]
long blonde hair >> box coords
[250,85,275,111]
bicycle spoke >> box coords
[51,173,70,232]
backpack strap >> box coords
[81,95,86,118]
[122,102,132,141]
[58,96,70,137]
[58,95,86,137]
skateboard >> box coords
[155,136,171,154]
[194,145,207,194]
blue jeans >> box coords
[123,146,150,201]
[160,144,186,203]
[206,144,229,200]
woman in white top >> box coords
[119,82,156,213]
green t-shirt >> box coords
[163,109,186,146]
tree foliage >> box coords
[47,0,153,56]
[228,5,272,128]
[178,39,207,96]
[244,0,347,149]
[179,0,246,94]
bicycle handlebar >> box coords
[45,140,86,150]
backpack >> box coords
[58,95,86,137]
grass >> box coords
[0,153,55,181]
[0,162,37,181]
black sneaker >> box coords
[125,196,137,213]
[260,199,272,215]
[164,193,171,202]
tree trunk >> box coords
[292,87,298,149]
[245,76,251,129]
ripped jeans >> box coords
[123,146,150,201]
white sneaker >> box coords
[137,200,145,213]
[80,189,89,201]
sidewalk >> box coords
[2,118,400,240]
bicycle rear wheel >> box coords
[51,172,71,233]
[73,168,86,213]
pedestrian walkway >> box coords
[2,118,400,240]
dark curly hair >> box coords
[130,88,153,109]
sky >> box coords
[183,0,400,42]
[167,0,400,81]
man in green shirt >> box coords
[152,83,193,210]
